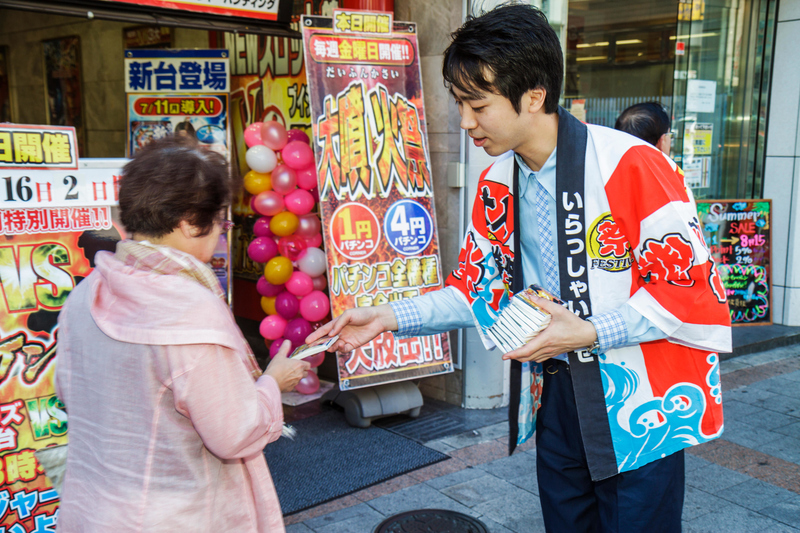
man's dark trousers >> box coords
[535,359,684,533]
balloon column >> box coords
[245,121,329,395]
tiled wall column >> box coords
[765,0,800,324]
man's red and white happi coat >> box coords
[446,109,731,480]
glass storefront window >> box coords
[565,0,777,200]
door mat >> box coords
[264,408,449,515]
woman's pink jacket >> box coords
[55,251,285,532]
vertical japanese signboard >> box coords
[697,199,771,324]
[125,49,230,159]
[125,50,232,298]
[301,11,452,390]
[0,124,123,530]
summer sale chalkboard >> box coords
[696,200,771,325]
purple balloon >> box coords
[284,317,313,346]
[286,129,310,144]
[256,276,284,297]
[253,216,273,237]
[275,291,300,319]
[247,236,278,263]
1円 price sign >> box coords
[302,12,452,391]
[697,199,771,325]
[0,124,123,530]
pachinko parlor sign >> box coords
[697,199,771,325]
[0,124,122,530]
[302,10,453,390]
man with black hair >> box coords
[615,101,673,155]
[308,4,730,532]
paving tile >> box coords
[507,472,539,495]
[423,439,456,454]
[724,399,767,420]
[472,489,545,532]
[424,465,487,490]
[739,408,800,431]
[766,395,800,417]
[349,474,420,502]
[283,495,362,526]
[365,482,480,519]
[756,522,800,533]
[755,436,800,466]
[440,474,517,508]
[782,370,800,383]
[716,478,798,512]
[475,447,537,479]
[684,452,713,473]
[774,421,800,439]
[439,422,509,450]
[725,387,778,407]
[759,495,800,529]
[305,503,386,533]
[686,463,752,493]
[405,456,467,483]
[285,523,315,533]
[682,486,733,521]
[449,439,509,467]
[683,503,786,533]
[476,516,516,533]
[724,424,788,448]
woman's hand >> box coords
[264,340,311,392]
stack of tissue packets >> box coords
[487,286,553,353]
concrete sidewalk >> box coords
[284,346,800,533]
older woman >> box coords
[56,136,308,532]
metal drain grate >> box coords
[378,413,469,442]
[374,509,489,533]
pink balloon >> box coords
[297,247,327,277]
[250,195,258,212]
[247,236,278,263]
[296,214,321,239]
[271,164,297,195]
[275,291,300,319]
[299,290,330,322]
[261,121,288,151]
[257,276,284,297]
[253,216,274,238]
[284,189,315,216]
[286,271,314,297]
[295,167,318,190]
[284,317,312,345]
[253,191,285,217]
[278,235,308,261]
[310,187,320,202]
[305,351,325,368]
[312,275,327,291]
[269,337,289,358]
[244,122,264,148]
[295,371,320,395]
[306,233,323,249]
[282,141,315,170]
[259,315,287,340]
[287,129,310,144]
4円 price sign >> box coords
[302,11,452,390]
[0,124,123,530]
[697,200,771,325]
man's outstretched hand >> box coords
[502,295,598,363]
[305,304,398,354]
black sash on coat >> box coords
[507,107,618,481]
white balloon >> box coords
[297,247,327,278]
[245,145,278,174]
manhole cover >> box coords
[374,509,489,533]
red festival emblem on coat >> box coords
[639,233,695,286]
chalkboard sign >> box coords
[696,200,771,325]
